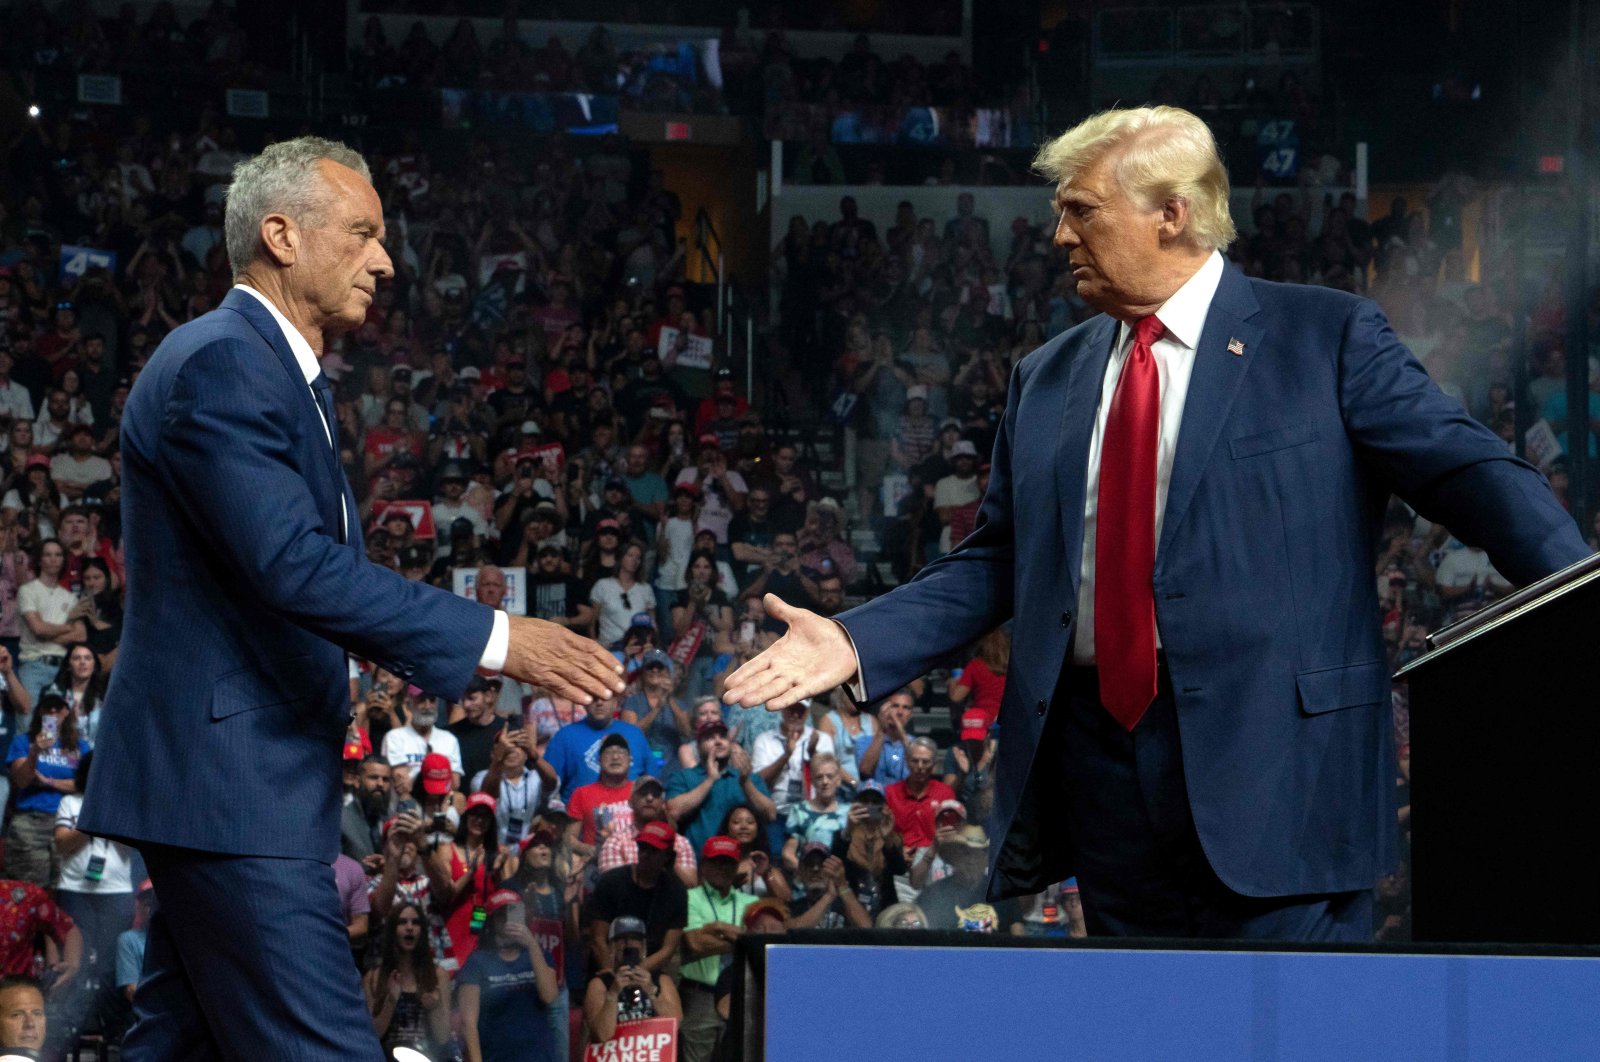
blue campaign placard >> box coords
[58,244,117,284]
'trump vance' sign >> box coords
[583,1017,678,1062]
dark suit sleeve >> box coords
[835,362,1023,705]
[1338,300,1591,584]
[157,338,493,698]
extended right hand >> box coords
[721,595,858,711]
[501,615,624,704]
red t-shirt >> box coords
[884,778,957,850]
[951,658,1005,729]
[0,881,75,976]
[566,779,635,845]
[363,426,422,467]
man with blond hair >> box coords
[726,106,1590,941]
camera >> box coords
[431,813,448,833]
[621,945,642,968]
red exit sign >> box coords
[1538,155,1564,174]
[665,121,691,141]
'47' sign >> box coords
[58,245,117,284]
[1256,119,1300,179]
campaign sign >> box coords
[584,1017,678,1062]
[657,327,714,371]
[372,500,436,539]
[58,245,116,284]
[453,566,527,615]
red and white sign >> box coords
[371,500,437,539]
[584,1017,678,1062]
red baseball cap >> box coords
[636,820,676,851]
[959,710,990,742]
[465,792,497,815]
[420,753,453,795]
[701,835,740,862]
[698,433,720,448]
[485,888,522,916]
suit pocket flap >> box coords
[1229,425,1320,460]
[1296,659,1389,715]
[211,655,317,720]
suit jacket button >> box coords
[1060,611,1072,628]
[1036,699,1046,716]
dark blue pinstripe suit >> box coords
[80,289,493,1059]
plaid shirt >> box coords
[597,821,698,879]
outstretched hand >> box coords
[720,594,858,712]
[502,615,624,704]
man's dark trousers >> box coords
[121,844,384,1062]
[1051,664,1373,941]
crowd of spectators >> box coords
[0,21,1048,1061]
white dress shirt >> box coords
[1072,250,1224,663]
[841,252,1226,695]
[233,284,509,671]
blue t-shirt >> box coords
[664,766,772,853]
[543,720,651,801]
[457,947,556,1062]
[858,737,908,786]
[115,927,147,990]
[7,732,89,814]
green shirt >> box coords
[681,885,757,986]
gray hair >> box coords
[908,737,938,757]
[224,136,372,277]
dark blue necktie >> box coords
[310,371,348,543]
[310,371,339,455]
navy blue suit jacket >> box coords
[80,289,494,863]
[839,265,1590,901]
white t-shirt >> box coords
[382,725,464,776]
[18,579,75,664]
[590,578,654,646]
[55,793,136,894]
[750,726,835,815]
[50,453,113,491]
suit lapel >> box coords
[1053,315,1118,590]
[219,289,352,543]
[1157,265,1264,562]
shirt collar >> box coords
[1120,250,1226,351]
[232,283,321,385]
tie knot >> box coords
[1133,315,1164,346]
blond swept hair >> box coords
[1033,106,1237,252]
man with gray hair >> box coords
[79,136,625,1060]
[726,105,1590,941]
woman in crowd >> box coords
[590,539,653,646]
[440,792,517,971]
[507,826,582,1062]
[17,538,81,699]
[948,626,1009,735]
[670,550,734,699]
[5,693,87,885]
[5,456,61,542]
[654,483,698,624]
[815,687,872,790]
[77,555,122,668]
[44,642,107,746]
[582,915,682,1045]
[721,802,790,903]
[457,889,560,1062]
[576,518,623,584]
[363,901,451,1060]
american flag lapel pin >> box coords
[1227,337,1246,356]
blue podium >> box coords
[728,932,1600,1061]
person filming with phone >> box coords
[582,915,682,1045]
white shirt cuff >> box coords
[478,610,510,673]
[832,620,870,703]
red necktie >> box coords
[1095,314,1163,730]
